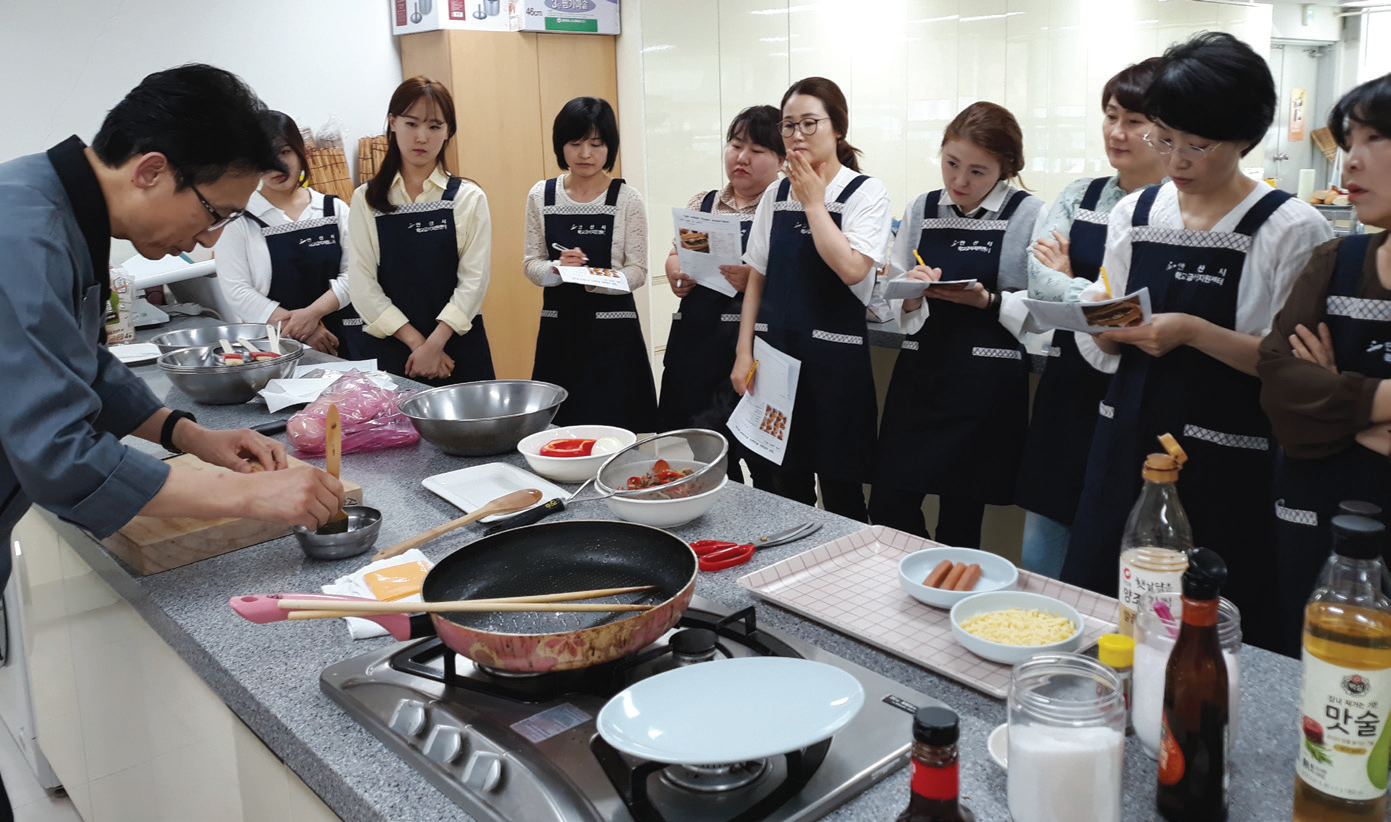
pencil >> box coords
[913,250,926,268]
[745,360,759,391]
[1099,266,1113,298]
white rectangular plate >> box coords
[422,463,569,522]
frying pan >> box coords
[236,519,697,673]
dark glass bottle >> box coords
[898,706,975,822]
[1156,547,1229,822]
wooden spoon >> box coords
[371,487,543,561]
[325,404,348,525]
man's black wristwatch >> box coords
[160,409,197,455]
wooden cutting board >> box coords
[101,454,364,575]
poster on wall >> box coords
[1290,88,1307,142]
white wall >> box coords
[1270,2,1343,43]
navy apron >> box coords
[1062,185,1292,651]
[1271,233,1391,655]
[246,195,367,360]
[532,177,658,432]
[656,189,753,435]
[755,175,878,482]
[1016,177,1117,522]
[359,176,495,386]
[873,189,1032,503]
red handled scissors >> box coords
[690,540,756,572]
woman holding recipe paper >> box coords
[658,106,784,482]
[1059,33,1331,650]
[347,77,495,385]
[867,102,1042,547]
[1013,60,1166,576]
[524,96,656,431]
[730,78,892,520]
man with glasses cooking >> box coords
[0,65,345,611]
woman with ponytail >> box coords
[731,77,892,520]
[215,111,359,356]
[868,102,1043,546]
[347,76,494,384]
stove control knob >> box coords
[462,751,504,792]
[423,725,464,765]
[388,699,428,738]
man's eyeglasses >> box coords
[778,117,831,138]
[1143,132,1222,161]
[188,181,244,231]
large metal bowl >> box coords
[399,380,568,456]
[157,340,305,404]
[148,323,275,355]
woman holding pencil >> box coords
[1060,33,1331,651]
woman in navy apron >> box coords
[215,111,361,357]
[524,97,656,432]
[1060,33,1333,651]
[1259,74,1391,656]
[1015,61,1166,576]
[347,78,494,387]
[730,77,892,520]
[658,106,784,483]
[868,102,1042,546]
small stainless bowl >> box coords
[157,340,305,404]
[149,323,276,355]
[291,506,382,560]
[399,380,568,456]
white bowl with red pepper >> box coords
[517,425,636,482]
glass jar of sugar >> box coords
[1007,652,1127,822]
[1131,591,1242,760]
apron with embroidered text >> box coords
[873,189,1032,503]
[1017,177,1118,522]
[657,189,753,432]
[248,195,367,360]
[360,176,495,386]
[1062,185,1291,650]
[755,175,878,481]
[1270,233,1391,655]
[532,177,657,431]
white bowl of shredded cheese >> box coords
[949,591,1084,664]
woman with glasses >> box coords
[657,106,785,482]
[524,97,656,431]
[1060,33,1332,650]
[868,102,1042,546]
[1013,60,1165,576]
[731,77,892,520]
[1258,74,1391,657]
[347,76,495,385]
[215,111,360,357]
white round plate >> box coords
[109,343,161,365]
[988,723,1008,770]
[596,657,865,765]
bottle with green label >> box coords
[1294,514,1391,821]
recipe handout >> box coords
[671,208,744,298]
[1021,288,1153,334]
[556,265,632,293]
[882,278,978,300]
[728,338,800,466]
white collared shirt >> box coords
[214,189,351,324]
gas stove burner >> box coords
[660,759,769,793]
[476,664,546,680]
[668,627,719,665]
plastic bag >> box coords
[288,370,419,455]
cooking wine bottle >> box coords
[1156,547,1228,822]
[1294,514,1391,822]
[1117,433,1194,636]
[898,706,975,822]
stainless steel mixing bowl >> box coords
[156,340,305,404]
[148,323,276,355]
[291,506,382,560]
[398,380,568,456]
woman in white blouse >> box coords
[347,77,494,385]
[214,111,354,355]
[1061,33,1333,652]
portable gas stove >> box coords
[320,595,941,822]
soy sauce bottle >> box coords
[1157,547,1229,822]
[898,706,975,822]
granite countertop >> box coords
[63,323,1299,821]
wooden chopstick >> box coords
[284,601,654,618]
[277,584,658,613]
